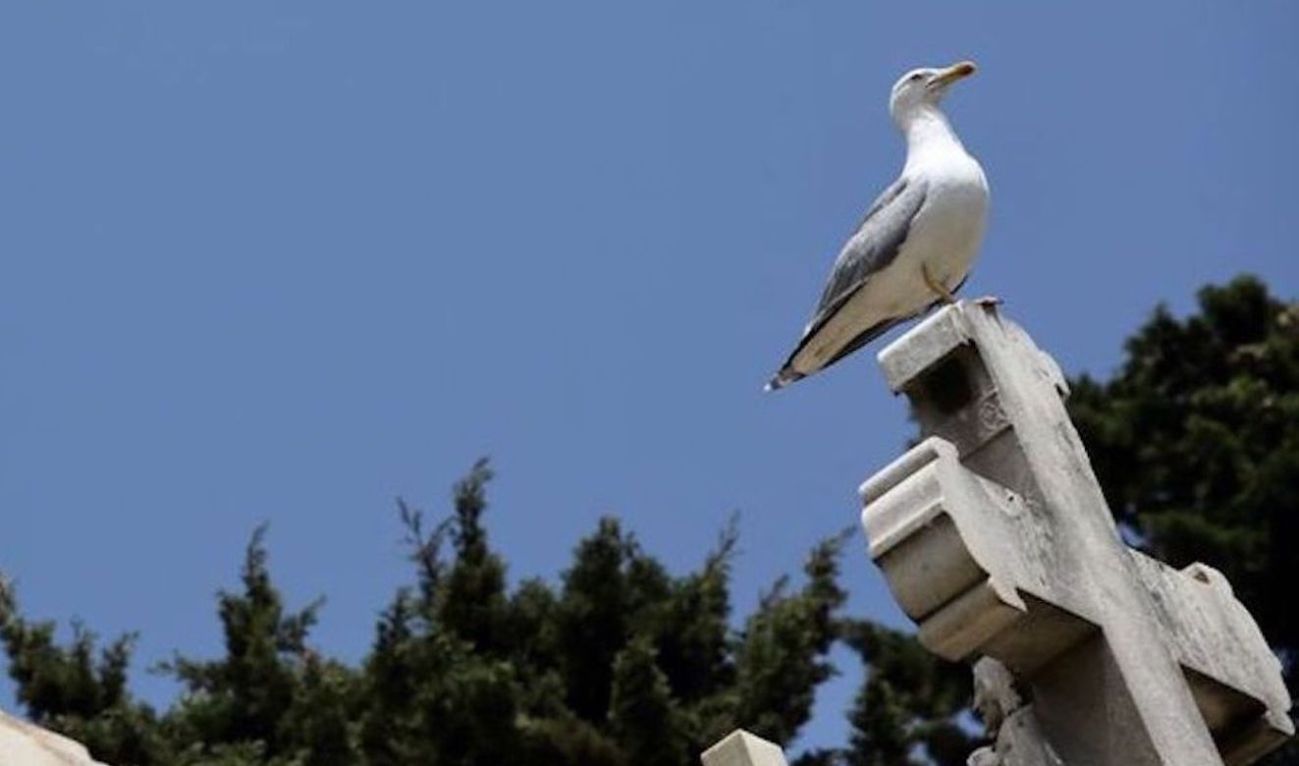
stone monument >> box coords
[701,301,1292,766]
[861,300,1291,765]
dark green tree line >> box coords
[1,459,852,765]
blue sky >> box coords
[1,1,1296,754]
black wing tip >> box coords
[764,368,804,392]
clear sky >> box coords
[2,1,1296,755]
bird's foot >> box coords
[922,265,957,305]
[973,295,1003,307]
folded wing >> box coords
[767,176,928,390]
[806,176,927,337]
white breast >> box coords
[899,150,988,306]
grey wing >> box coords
[802,176,928,338]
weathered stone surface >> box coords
[971,656,1022,733]
[0,708,108,766]
[700,729,788,766]
[967,707,1065,766]
[968,657,1063,766]
[860,301,1293,765]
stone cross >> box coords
[860,301,1292,765]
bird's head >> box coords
[889,60,976,127]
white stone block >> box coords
[700,729,788,766]
[0,708,109,766]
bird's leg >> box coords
[922,264,957,305]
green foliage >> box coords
[161,524,340,762]
[0,580,170,763]
[840,621,972,766]
[2,460,852,765]
[609,637,687,766]
[731,532,848,747]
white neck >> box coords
[901,105,965,170]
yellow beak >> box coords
[929,60,977,90]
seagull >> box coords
[766,61,989,391]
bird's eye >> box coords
[908,73,925,82]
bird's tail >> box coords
[764,367,804,392]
